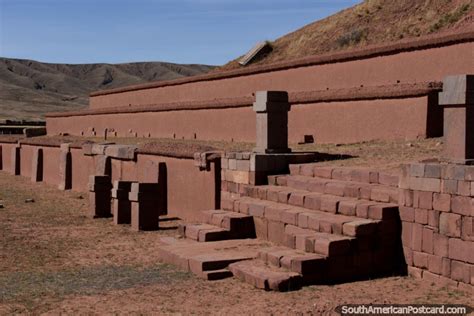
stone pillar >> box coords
[112,180,135,225]
[31,148,43,182]
[129,182,160,231]
[253,91,291,154]
[10,145,20,175]
[88,175,112,218]
[0,145,3,171]
[439,74,474,164]
[58,143,72,190]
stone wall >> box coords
[399,163,473,291]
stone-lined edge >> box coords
[0,137,217,160]
[89,28,473,97]
[46,82,442,118]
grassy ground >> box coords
[0,169,471,315]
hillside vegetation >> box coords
[220,0,473,71]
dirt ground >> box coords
[0,170,472,315]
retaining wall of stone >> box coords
[399,163,474,291]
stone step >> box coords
[227,196,384,239]
[158,237,263,280]
[287,164,399,188]
[276,174,399,204]
[178,223,230,242]
[200,209,256,238]
[282,225,354,256]
[228,259,303,291]
[256,246,327,276]
[238,183,399,221]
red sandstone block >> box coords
[268,220,285,245]
[289,164,301,175]
[306,179,327,193]
[368,204,398,220]
[471,265,474,285]
[236,159,250,172]
[451,196,471,216]
[461,217,474,241]
[440,213,462,238]
[331,168,352,181]
[355,202,375,219]
[408,266,423,279]
[413,251,429,269]
[257,187,268,200]
[414,208,429,225]
[324,182,345,197]
[299,164,315,177]
[264,205,287,222]
[457,181,471,196]
[370,187,391,203]
[320,196,340,213]
[409,177,441,192]
[402,221,413,247]
[427,254,442,275]
[278,191,292,204]
[378,173,399,187]
[433,193,451,212]
[403,246,413,266]
[412,223,423,251]
[399,206,415,222]
[409,163,425,177]
[254,216,268,239]
[249,202,266,217]
[281,209,304,226]
[466,167,474,181]
[288,192,306,207]
[350,169,379,184]
[443,165,466,181]
[433,233,449,257]
[422,227,434,254]
[449,238,474,264]
[427,210,440,228]
[276,176,287,186]
[472,183,474,197]
[303,193,322,210]
[441,179,458,194]
[338,200,359,216]
[313,167,333,179]
[424,164,442,179]
[451,260,471,284]
[343,184,360,198]
[399,190,414,207]
[342,219,377,237]
[359,186,371,200]
[414,191,433,210]
[286,177,309,191]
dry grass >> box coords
[219,0,473,70]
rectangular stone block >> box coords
[433,233,449,257]
[10,146,20,176]
[89,191,112,218]
[399,189,414,207]
[457,181,471,196]
[414,191,433,210]
[131,200,159,231]
[235,159,250,171]
[409,163,425,177]
[409,177,440,192]
[427,210,440,228]
[31,148,43,182]
[422,227,434,254]
[412,223,423,251]
[451,196,471,216]
[104,145,137,160]
[433,193,451,212]
[450,260,471,284]
[58,151,72,190]
[448,238,474,264]
[224,170,250,184]
[267,220,285,245]
[424,164,442,179]
[440,213,462,237]
[402,221,413,246]
[461,217,474,241]
[414,208,428,225]
[441,179,458,194]
[413,251,429,269]
[113,199,131,225]
[399,206,415,222]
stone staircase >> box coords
[158,164,404,291]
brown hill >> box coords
[219,0,473,71]
[0,58,215,120]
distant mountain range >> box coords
[0,58,215,120]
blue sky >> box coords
[0,0,360,66]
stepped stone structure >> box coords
[0,27,473,293]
